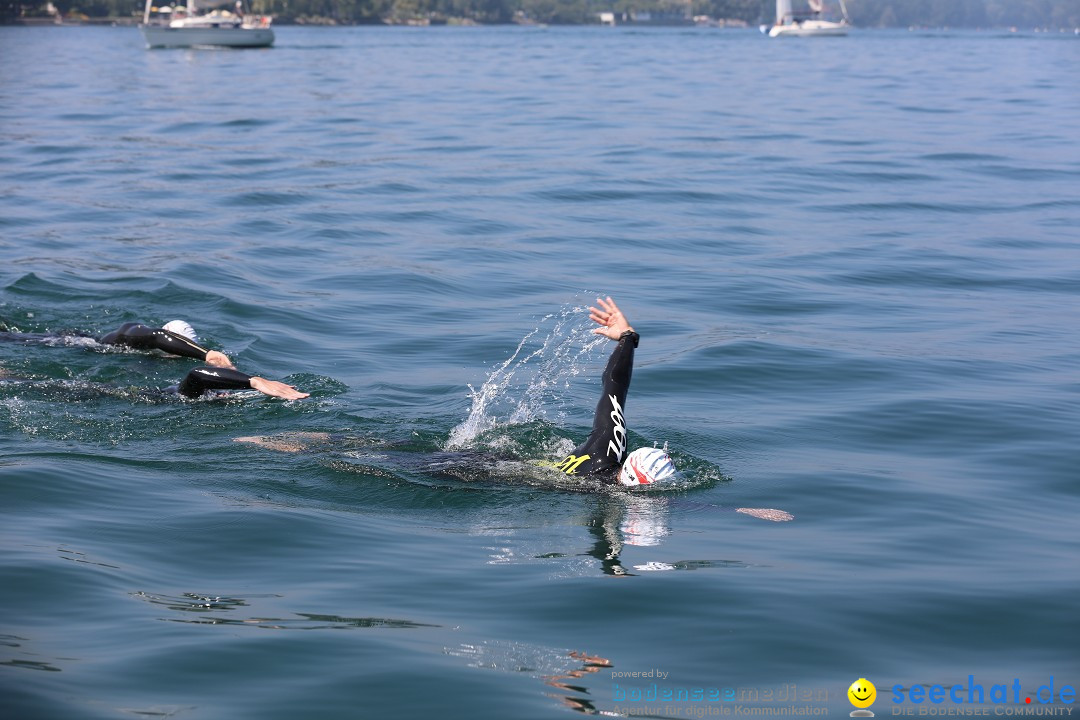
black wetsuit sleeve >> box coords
[99,323,209,361]
[177,366,253,398]
[552,331,638,476]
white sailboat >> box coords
[139,0,274,49]
[767,0,849,37]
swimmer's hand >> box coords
[204,350,236,369]
[736,508,794,522]
[249,377,309,400]
[234,432,331,452]
[589,296,634,340]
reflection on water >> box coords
[0,634,64,674]
[133,592,440,630]
[445,641,617,716]
[585,494,671,577]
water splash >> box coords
[41,334,102,349]
[446,303,607,450]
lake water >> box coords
[1,25,1078,719]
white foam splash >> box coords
[633,561,678,572]
[42,335,102,349]
[446,304,606,450]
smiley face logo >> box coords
[848,678,877,709]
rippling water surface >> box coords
[1,25,1079,719]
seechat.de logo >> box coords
[891,676,1077,706]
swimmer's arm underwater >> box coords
[100,323,235,369]
[178,366,308,400]
[233,432,334,452]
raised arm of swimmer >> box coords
[549,296,672,486]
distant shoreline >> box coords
[4,18,1079,31]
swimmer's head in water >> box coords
[618,447,677,487]
[162,320,198,344]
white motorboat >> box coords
[767,0,849,37]
[139,0,274,49]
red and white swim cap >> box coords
[618,447,677,487]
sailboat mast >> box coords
[776,0,792,24]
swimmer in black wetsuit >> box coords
[100,321,237,369]
[545,297,642,481]
[536,296,678,487]
[231,297,792,516]
[170,364,307,400]
[1,318,307,401]
[236,297,667,480]
[102,320,307,399]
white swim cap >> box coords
[618,447,677,487]
[162,320,198,343]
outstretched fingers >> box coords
[588,296,618,324]
[588,296,632,339]
[596,296,619,315]
[269,382,309,400]
[250,377,309,400]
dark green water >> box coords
[1,25,1078,719]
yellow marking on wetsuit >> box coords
[554,454,590,475]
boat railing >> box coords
[140,5,272,28]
